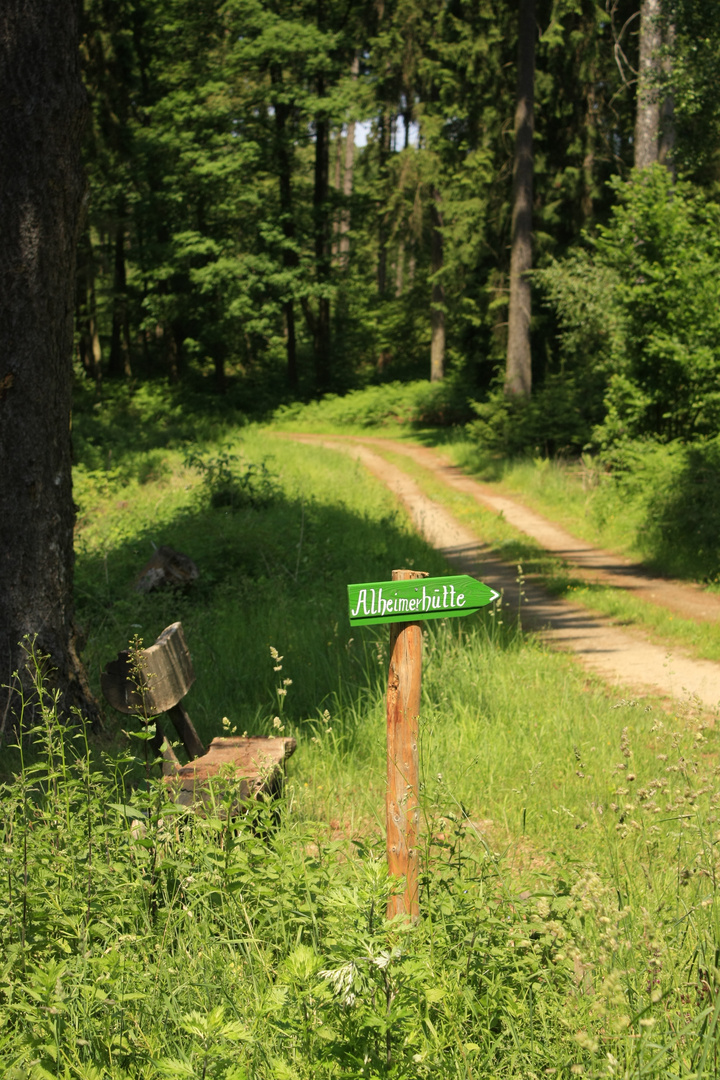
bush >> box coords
[602,436,720,579]
[184,446,279,510]
[272,378,474,431]
[537,167,720,449]
[468,374,594,457]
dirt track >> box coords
[282,433,720,712]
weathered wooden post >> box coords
[347,571,499,920]
[386,568,426,920]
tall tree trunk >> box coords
[76,231,103,388]
[0,0,97,729]
[339,55,359,267]
[395,241,405,296]
[313,73,331,390]
[165,321,182,383]
[108,219,132,378]
[505,0,535,399]
[332,133,342,260]
[658,18,676,175]
[377,109,392,296]
[635,0,662,169]
[581,82,598,223]
[213,329,227,393]
[429,189,445,383]
[272,67,299,391]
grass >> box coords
[2,383,720,1077]
[446,445,649,564]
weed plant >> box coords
[4,637,720,1077]
[184,447,280,511]
[4,393,720,1075]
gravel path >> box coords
[282,433,720,711]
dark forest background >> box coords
[76,0,720,453]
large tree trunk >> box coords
[0,0,96,729]
[313,75,331,391]
[339,55,359,266]
[108,219,132,378]
[271,68,299,392]
[505,0,535,399]
[658,18,676,175]
[429,189,445,383]
[635,0,662,169]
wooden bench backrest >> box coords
[101,621,195,716]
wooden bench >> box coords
[101,622,296,808]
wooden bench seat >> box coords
[170,735,296,808]
[101,622,296,808]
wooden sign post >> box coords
[386,569,425,920]
[347,571,499,920]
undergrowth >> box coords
[3,393,720,1076]
[272,379,472,433]
[3,644,720,1078]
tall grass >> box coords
[2,394,720,1076]
[3,630,720,1077]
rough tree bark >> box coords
[0,0,96,730]
[505,0,535,399]
[635,0,662,169]
[271,65,299,391]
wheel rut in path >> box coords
[282,433,720,711]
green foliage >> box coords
[468,374,594,457]
[598,436,720,580]
[537,168,720,449]
[0,646,581,1079]
[184,447,279,510]
[6,625,720,1075]
[273,378,473,431]
[664,0,720,186]
[76,0,652,397]
[11,399,720,1074]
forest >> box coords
[78,0,720,454]
[4,1,720,1077]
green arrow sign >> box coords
[347,574,499,627]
